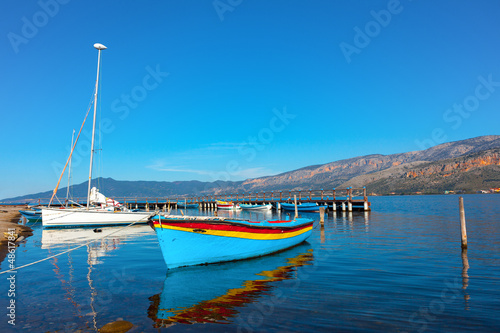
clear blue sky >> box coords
[1,0,500,199]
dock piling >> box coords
[459,196,468,249]
[319,207,325,225]
[294,195,298,219]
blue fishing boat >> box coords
[177,201,199,209]
[19,209,42,221]
[280,202,328,212]
[150,214,314,269]
[239,203,273,211]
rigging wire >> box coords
[49,89,97,206]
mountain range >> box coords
[3,135,500,202]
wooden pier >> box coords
[38,188,371,212]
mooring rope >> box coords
[0,220,142,275]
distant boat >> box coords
[239,203,273,211]
[216,200,240,210]
[19,209,42,221]
[177,201,199,209]
[150,214,314,269]
[281,202,328,212]
[41,43,152,227]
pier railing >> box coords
[29,187,371,211]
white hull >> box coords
[240,204,273,211]
[42,207,152,227]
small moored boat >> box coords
[239,203,273,211]
[280,202,328,212]
[216,200,240,210]
[177,201,199,209]
[150,214,314,269]
[19,209,42,221]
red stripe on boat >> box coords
[153,221,312,234]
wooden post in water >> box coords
[363,187,369,211]
[294,195,298,219]
[319,207,325,226]
[459,196,468,249]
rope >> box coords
[0,221,140,275]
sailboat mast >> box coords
[87,43,107,209]
[66,129,75,208]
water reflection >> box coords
[41,225,153,331]
[148,243,314,328]
[462,248,470,309]
[327,211,370,233]
[42,225,152,265]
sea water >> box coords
[0,194,498,332]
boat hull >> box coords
[152,216,314,269]
[216,201,240,210]
[42,207,152,227]
[19,210,42,220]
[280,203,328,212]
[240,204,273,211]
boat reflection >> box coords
[42,225,153,265]
[148,243,314,327]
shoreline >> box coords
[0,205,33,270]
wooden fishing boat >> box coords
[19,209,42,221]
[280,202,328,212]
[239,203,273,211]
[177,201,199,209]
[216,200,240,210]
[150,214,314,269]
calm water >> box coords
[1,195,499,332]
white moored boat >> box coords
[42,206,152,227]
[239,203,273,211]
[41,43,153,227]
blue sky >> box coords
[1,0,500,199]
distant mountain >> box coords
[233,135,500,192]
[2,178,243,203]
[3,135,500,202]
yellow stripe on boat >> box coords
[156,224,313,240]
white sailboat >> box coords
[42,43,153,227]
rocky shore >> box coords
[0,205,33,269]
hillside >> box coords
[3,135,500,202]
[233,135,500,192]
